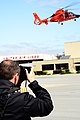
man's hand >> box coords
[26,67,35,83]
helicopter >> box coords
[33,3,80,25]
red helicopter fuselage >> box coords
[49,9,78,23]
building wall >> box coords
[32,58,80,73]
[64,41,80,58]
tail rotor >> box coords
[33,13,42,25]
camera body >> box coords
[17,66,31,87]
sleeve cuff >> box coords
[28,80,39,90]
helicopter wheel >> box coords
[74,19,76,21]
[61,23,63,25]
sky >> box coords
[0,0,80,56]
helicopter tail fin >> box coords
[33,13,42,25]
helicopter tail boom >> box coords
[33,13,48,25]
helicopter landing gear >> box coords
[58,20,60,24]
[61,23,63,25]
[74,19,76,21]
[58,21,63,25]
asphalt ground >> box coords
[31,74,80,120]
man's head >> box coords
[0,59,20,84]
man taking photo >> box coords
[0,59,53,120]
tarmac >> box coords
[31,74,80,120]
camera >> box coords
[16,66,31,87]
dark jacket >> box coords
[0,79,53,120]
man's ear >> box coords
[12,73,19,84]
[15,73,19,84]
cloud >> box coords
[0,40,64,56]
[1,44,21,49]
[0,42,39,55]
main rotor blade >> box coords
[62,2,80,9]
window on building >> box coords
[56,63,68,70]
[42,64,54,70]
[76,66,80,71]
